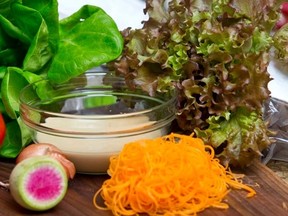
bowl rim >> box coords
[19,72,177,136]
[19,73,177,118]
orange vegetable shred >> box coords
[93,133,256,216]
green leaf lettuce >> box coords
[0,0,123,158]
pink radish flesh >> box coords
[26,166,64,201]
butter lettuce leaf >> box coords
[0,0,123,158]
[48,5,123,83]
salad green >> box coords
[110,0,283,166]
[273,22,288,61]
[0,0,123,157]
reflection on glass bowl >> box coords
[19,71,176,174]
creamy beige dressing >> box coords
[42,115,155,133]
[36,116,168,173]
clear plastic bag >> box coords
[262,97,288,164]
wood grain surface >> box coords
[1,159,288,216]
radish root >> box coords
[0,180,9,189]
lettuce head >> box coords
[110,0,283,166]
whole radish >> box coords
[9,156,68,211]
[0,144,76,211]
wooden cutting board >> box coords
[0,159,288,216]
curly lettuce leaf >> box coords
[111,0,283,166]
[273,23,288,61]
[195,108,272,166]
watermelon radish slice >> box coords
[9,156,68,211]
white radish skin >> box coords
[10,156,68,211]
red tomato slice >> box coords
[0,114,5,145]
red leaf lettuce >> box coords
[110,0,283,166]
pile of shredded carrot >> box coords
[93,133,256,216]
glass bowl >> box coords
[19,71,176,174]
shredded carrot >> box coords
[93,133,256,216]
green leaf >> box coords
[0,101,5,113]
[1,67,29,119]
[0,117,31,158]
[194,107,271,166]
[0,19,12,50]
[0,0,125,159]
[17,117,32,147]
[0,66,6,79]
[11,2,43,41]
[23,20,53,72]
[0,120,23,158]
[84,95,117,108]
[0,48,24,66]
[0,13,31,45]
[23,0,59,53]
[11,2,54,72]
[0,0,12,18]
[47,5,123,84]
